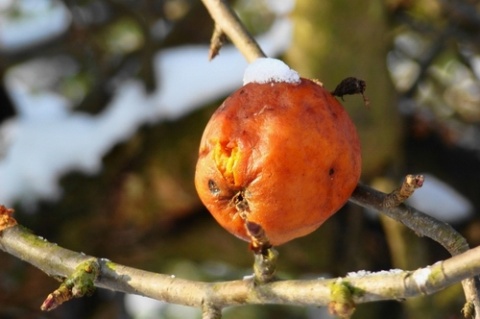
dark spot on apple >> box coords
[208,179,220,195]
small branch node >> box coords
[209,23,228,61]
[462,300,475,319]
[328,280,356,319]
[383,174,424,208]
[41,284,72,312]
[202,302,222,319]
[0,205,17,233]
[41,258,99,311]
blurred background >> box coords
[1,0,480,318]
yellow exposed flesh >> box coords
[213,141,241,186]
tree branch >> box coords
[350,181,480,318]
[2,216,480,314]
[201,0,266,62]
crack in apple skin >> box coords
[213,140,241,187]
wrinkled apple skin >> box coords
[195,78,361,246]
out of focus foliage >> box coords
[388,0,480,216]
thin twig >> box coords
[383,174,424,208]
[208,23,227,60]
[201,0,266,62]
[350,182,480,318]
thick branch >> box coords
[2,222,480,311]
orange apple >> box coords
[195,73,361,246]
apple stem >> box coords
[245,220,278,283]
[253,247,279,284]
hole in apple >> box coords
[208,179,220,195]
[233,191,250,216]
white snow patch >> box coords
[0,0,71,52]
[0,79,152,208]
[243,57,300,85]
[407,173,473,223]
[347,270,373,278]
[412,267,431,289]
[243,274,255,280]
[346,269,403,278]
